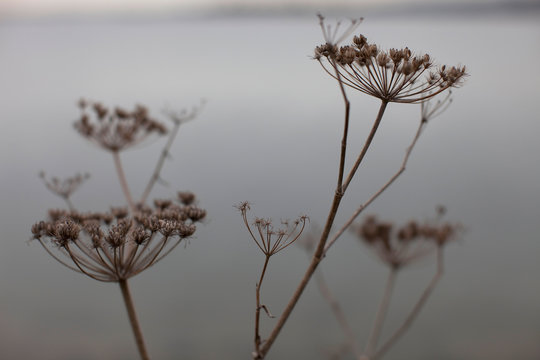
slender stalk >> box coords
[119,279,150,360]
[323,119,426,255]
[258,91,387,360]
[139,119,182,205]
[254,255,271,357]
[333,60,352,192]
[373,247,444,360]
[112,151,136,212]
[364,267,397,358]
[315,269,363,359]
[343,101,388,192]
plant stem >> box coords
[364,267,397,358]
[112,151,136,212]
[119,279,150,360]
[373,247,444,360]
[343,101,388,192]
[323,119,426,255]
[315,269,363,359]
[139,119,182,206]
[257,98,388,360]
[254,255,271,357]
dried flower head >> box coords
[354,212,459,268]
[31,200,206,282]
[39,172,90,200]
[236,202,309,256]
[74,99,168,152]
[315,18,466,103]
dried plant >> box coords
[240,15,467,359]
[39,171,90,210]
[32,100,204,360]
[353,209,460,359]
[296,207,460,360]
[31,202,205,282]
[236,202,309,357]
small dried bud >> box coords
[54,219,80,246]
[177,191,196,205]
[353,35,367,48]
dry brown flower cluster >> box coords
[236,202,309,257]
[39,172,90,205]
[74,99,168,152]
[355,212,459,268]
[31,195,206,282]
[315,16,466,103]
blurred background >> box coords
[1,0,539,359]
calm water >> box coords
[0,12,539,359]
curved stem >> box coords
[139,120,181,206]
[119,279,150,360]
[364,267,397,358]
[315,269,363,359]
[112,151,136,212]
[373,247,444,360]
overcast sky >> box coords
[1,0,502,17]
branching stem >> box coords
[373,247,444,359]
[315,269,363,359]
[323,119,426,255]
[257,81,387,360]
[364,267,397,358]
[254,255,271,357]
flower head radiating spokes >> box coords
[315,18,466,103]
[354,211,460,269]
[236,202,308,257]
[74,99,168,152]
[31,200,206,282]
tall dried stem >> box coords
[257,89,387,360]
[119,279,150,360]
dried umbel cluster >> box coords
[314,16,466,103]
[74,99,168,152]
[39,171,90,200]
[354,213,459,268]
[31,198,206,282]
[236,202,308,257]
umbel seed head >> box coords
[315,17,467,103]
[74,99,168,152]
[31,199,206,282]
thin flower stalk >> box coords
[364,267,397,358]
[297,232,363,359]
[373,246,444,360]
[139,103,204,205]
[120,279,150,360]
